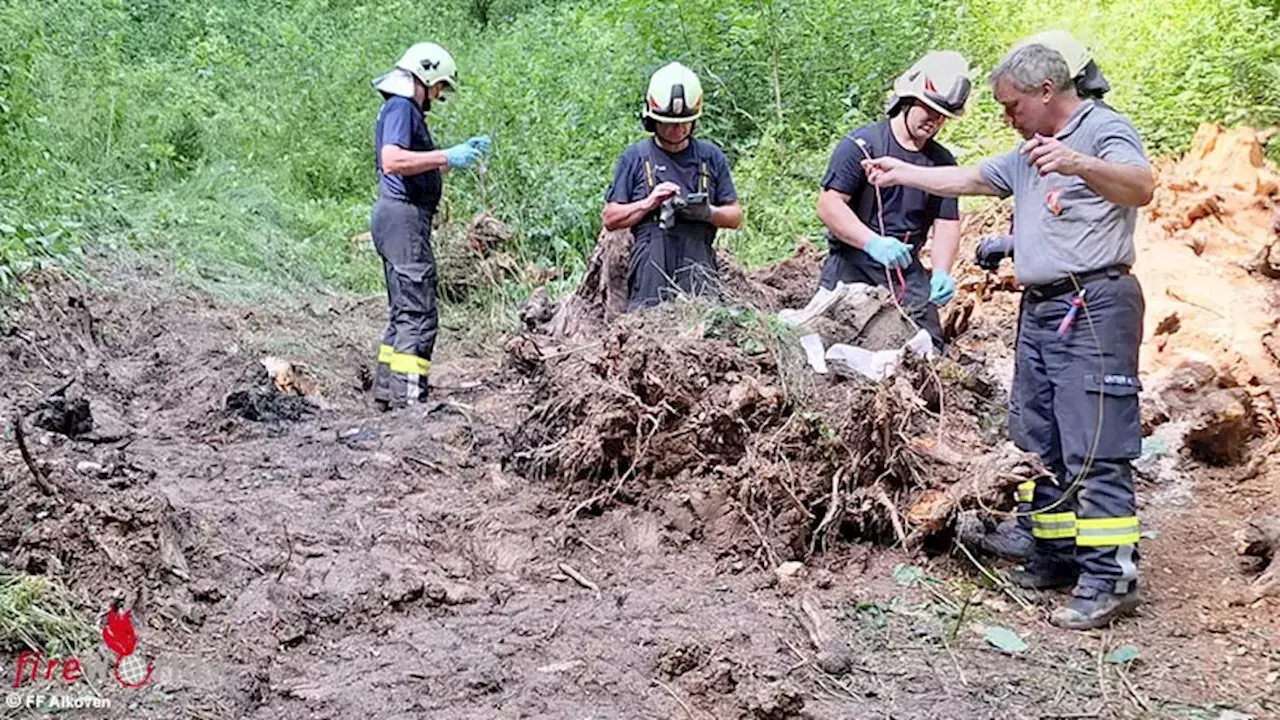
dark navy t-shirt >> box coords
[605,138,737,244]
[821,120,959,259]
[374,95,442,209]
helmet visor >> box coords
[919,76,971,117]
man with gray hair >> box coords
[862,38,1154,630]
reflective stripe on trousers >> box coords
[1008,271,1145,592]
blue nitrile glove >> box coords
[465,135,491,154]
[930,268,956,306]
[975,235,1014,271]
[864,233,912,268]
[444,143,482,169]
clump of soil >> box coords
[225,364,317,423]
[729,239,824,311]
[33,393,94,436]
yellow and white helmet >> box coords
[1019,31,1090,78]
[373,42,459,98]
[643,62,704,124]
[888,51,972,119]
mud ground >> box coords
[0,248,1276,720]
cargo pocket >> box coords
[392,262,436,316]
[1083,373,1143,459]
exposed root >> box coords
[507,294,1034,558]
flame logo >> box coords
[1045,188,1063,216]
[102,608,154,689]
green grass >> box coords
[0,573,96,656]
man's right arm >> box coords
[378,101,452,176]
[862,158,1002,198]
[816,189,878,249]
[817,136,883,249]
[381,145,450,175]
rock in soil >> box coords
[746,681,805,720]
[1232,515,1280,606]
[1184,389,1255,465]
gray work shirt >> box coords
[978,100,1150,286]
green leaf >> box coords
[984,626,1028,654]
[892,564,924,586]
[1106,645,1140,664]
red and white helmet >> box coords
[887,51,972,119]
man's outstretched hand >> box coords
[860,156,908,187]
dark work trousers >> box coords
[370,193,439,407]
[817,250,945,353]
[627,219,719,312]
[1010,270,1145,594]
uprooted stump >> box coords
[1232,515,1280,605]
[506,298,1033,561]
[539,228,633,340]
[526,231,825,341]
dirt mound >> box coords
[507,299,1037,561]
[718,240,825,311]
[1139,123,1280,384]
[0,460,196,596]
[2,386,198,613]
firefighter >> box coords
[369,42,489,409]
[815,51,973,352]
[862,36,1154,629]
[602,62,742,310]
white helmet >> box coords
[1016,30,1111,99]
[887,51,972,119]
[643,62,704,124]
[373,42,458,98]
[1019,31,1090,78]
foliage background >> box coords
[2,0,1278,311]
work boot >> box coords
[1051,584,1141,630]
[1010,555,1078,590]
[979,519,1034,560]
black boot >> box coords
[1051,583,1141,630]
[980,519,1035,560]
[1010,554,1078,590]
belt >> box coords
[1024,265,1130,302]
